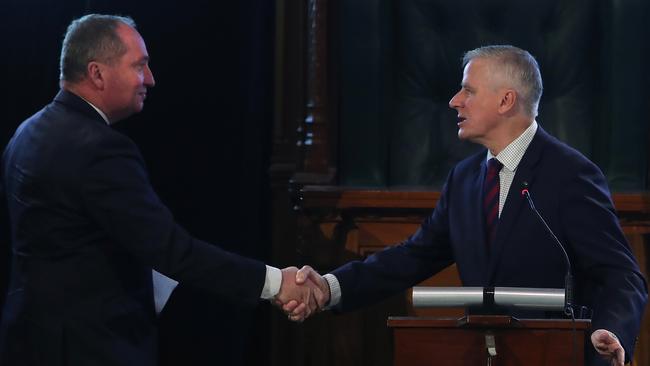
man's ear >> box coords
[498,89,517,114]
[87,61,105,89]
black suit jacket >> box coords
[332,127,647,364]
[0,90,266,366]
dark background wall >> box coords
[339,0,650,190]
[0,1,275,365]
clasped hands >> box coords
[273,266,329,322]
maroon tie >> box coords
[484,158,503,247]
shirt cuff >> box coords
[323,273,341,308]
[261,265,282,299]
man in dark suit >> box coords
[0,14,322,366]
[284,45,648,365]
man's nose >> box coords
[145,65,155,87]
[449,91,462,108]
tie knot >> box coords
[488,158,502,174]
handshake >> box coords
[273,266,329,322]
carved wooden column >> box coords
[269,1,339,366]
[270,0,340,268]
[294,0,337,182]
[299,0,331,173]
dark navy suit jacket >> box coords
[332,127,647,364]
[0,90,266,366]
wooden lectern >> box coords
[388,315,590,366]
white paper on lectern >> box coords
[152,269,179,315]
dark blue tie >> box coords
[484,158,503,248]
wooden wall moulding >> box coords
[297,187,650,232]
[298,187,650,212]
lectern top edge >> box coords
[387,316,591,330]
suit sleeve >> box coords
[332,171,456,312]
[80,133,266,307]
[560,158,647,362]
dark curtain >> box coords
[0,1,275,365]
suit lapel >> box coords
[486,128,547,282]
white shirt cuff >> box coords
[261,265,282,299]
[323,273,341,307]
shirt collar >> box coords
[78,96,110,125]
[487,120,538,172]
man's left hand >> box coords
[591,329,625,366]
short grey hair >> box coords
[59,14,136,83]
[463,45,543,117]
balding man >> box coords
[0,14,322,366]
